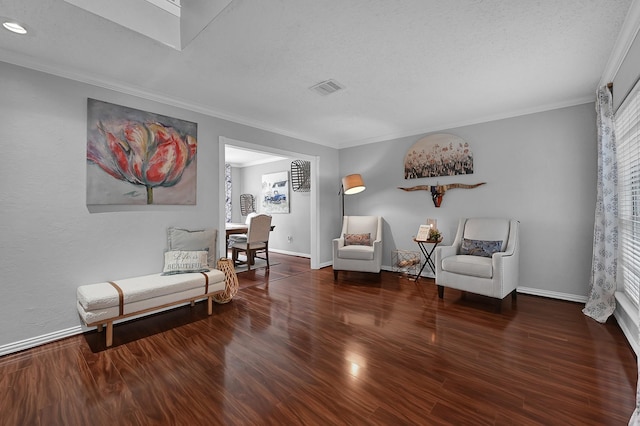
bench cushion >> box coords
[77,269,226,324]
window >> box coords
[616,79,640,309]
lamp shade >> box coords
[342,174,365,195]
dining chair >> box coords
[231,214,272,271]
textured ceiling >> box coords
[0,0,633,148]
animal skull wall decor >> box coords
[398,182,486,207]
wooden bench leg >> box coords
[207,296,213,315]
[97,324,103,333]
[190,300,195,307]
[106,321,113,347]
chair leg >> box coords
[334,270,338,280]
[437,285,444,298]
[247,249,252,271]
[265,248,270,270]
[511,289,517,301]
[494,298,502,313]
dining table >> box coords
[225,223,249,254]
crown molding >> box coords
[337,96,594,149]
[0,50,330,147]
[599,0,640,86]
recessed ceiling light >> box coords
[2,20,27,35]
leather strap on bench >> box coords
[200,272,209,294]
[108,281,124,316]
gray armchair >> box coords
[435,218,519,312]
[332,216,383,279]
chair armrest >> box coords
[435,245,457,278]
[373,238,383,256]
[435,245,457,260]
[332,237,345,257]
[492,246,519,295]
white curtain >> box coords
[225,163,232,223]
[583,85,618,322]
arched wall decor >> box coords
[404,133,474,179]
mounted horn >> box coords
[398,182,486,207]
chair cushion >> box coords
[460,238,502,257]
[344,233,371,246]
[441,255,493,278]
[232,241,266,250]
[338,245,375,261]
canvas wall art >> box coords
[86,98,198,205]
[261,171,290,214]
[404,133,473,179]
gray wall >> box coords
[340,103,597,299]
[233,159,312,256]
[0,57,600,351]
[0,60,339,349]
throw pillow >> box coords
[162,250,210,275]
[167,227,217,268]
[460,238,502,257]
[344,233,372,246]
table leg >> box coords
[415,241,440,279]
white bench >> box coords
[77,269,227,347]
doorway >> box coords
[219,136,320,269]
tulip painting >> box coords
[87,99,197,205]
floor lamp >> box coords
[341,173,366,216]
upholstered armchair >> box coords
[435,218,519,312]
[332,216,383,279]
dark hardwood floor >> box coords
[1,252,636,425]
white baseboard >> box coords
[269,248,310,258]
[516,286,588,303]
[0,326,84,357]
[0,300,202,357]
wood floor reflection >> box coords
[0,252,636,425]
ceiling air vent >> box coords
[309,79,345,96]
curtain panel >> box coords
[583,85,618,322]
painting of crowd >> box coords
[404,133,474,179]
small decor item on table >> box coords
[415,225,431,242]
[213,257,239,304]
[428,227,442,242]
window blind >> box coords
[616,78,640,309]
